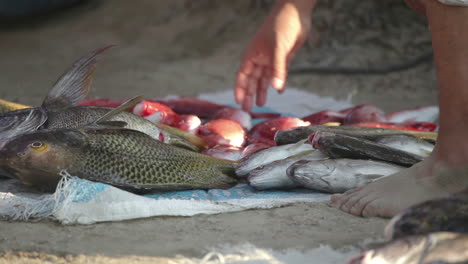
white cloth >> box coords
[438,0,468,6]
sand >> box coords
[0,0,438,263]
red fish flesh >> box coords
[248,116,310,145]
[302,110,346,125]
[197,119,246,148]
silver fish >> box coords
[349,232,468,264]
[312,132,423,167]
[235,139,314,177]
[375,135,434,158]
[274,125,437,145]
[247,151,327,190]
[287,159,404,193]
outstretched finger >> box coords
[271,48,287,93]
[256,76,270,107]
[235,59,255,103]
[256,67,270,106]
[242,75,258,111]
[235,72,249,104]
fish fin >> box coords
[288,138,309,150]
[0,108,47,140]
[92,96,142,125]
[156,123,209,149]
[42,45,114,110]
[287,150,316,159]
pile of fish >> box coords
[349,194,468,263]
[77,71,438,194]
[0,46,238,193]
[0,45,439,195]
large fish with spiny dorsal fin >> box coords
[0,100,237,193]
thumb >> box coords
[271,48,288,92]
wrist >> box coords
[275,0,317,14]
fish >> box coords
[202,145,244,161]
[197,119,246,148]
[248,116,310,145]
[348,232,468,264]
[287,159,403,193]
[0,99,30,113]
[350,121,438,132]
[374,135,434,158]
[0,46,113,139]
[178,114,202,134]
[274,125,438,145]
[240,142,271,158]
[78,98,129,109]
[0,46,205,151]
[0,125,238,193]
[342,104,387,125]
[157,97,280,120]
[310,132,423,167]
[384,195,468,240]
[235,139,314,177]
[211,108,252,130]
[301,110,345,125]
[386,105,439,123]
[247,151,327,190]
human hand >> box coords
[234,0,316,111]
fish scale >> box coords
[66,128,236,191]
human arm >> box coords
[234,0,318,111]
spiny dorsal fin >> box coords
[42,45,115,110]
[0,108,47,140]
[91,95,142,125]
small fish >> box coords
[351,121,438,132]
[178,114,202,134]
[235,139,313,177]
[202,145,244,161]
[287,159,403,193]
[157,97,280,120]
[374,135,434,158]
[249,116,310,145]
[274,125,437,146]
[247,151,327,190]
[311,132,423,167]
[240,142,271,158]
[384,195,468,240]
[0,99,30,113]
[211,108,252,130]
[301,110,345,125]
[348,232,468,264]
[197,119,246,148]
[343,104,387,125]
[0,126,237,193]
[386,105,439,123]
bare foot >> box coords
[330,154,468,218]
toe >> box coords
[341,190,375,215]
[330,186,364,206]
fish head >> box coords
[0,129,85,191]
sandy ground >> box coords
[0,0,438,263]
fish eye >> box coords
[30,141,48,152]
